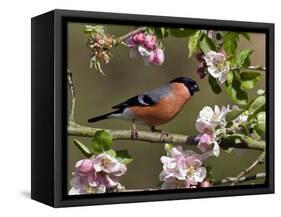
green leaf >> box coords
[73,139,92,158]
[240,32,251,41]
[84,25,105,35]
[236,49,253,67]
[91,130,112,154]
[154,27,169,39]
[116,150,133,165]
[171,28,195,38]
[254,112,266,136]
[225,73,248,106]
[240,71,261,90]
[248,95,266,115]
[225,109,244,122]
[188,30,202,57]
[105,149,116,158]
[199,36,217,54]
[226,70,234,84]
[208,75,222,94]
[223,32,238,55]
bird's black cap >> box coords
[170,77,200,95]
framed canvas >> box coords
[31,9,274,207]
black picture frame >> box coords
[31,9,274,207]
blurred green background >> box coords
[67,22,266,190]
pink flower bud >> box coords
[196,133,213,152]
[197,66,206,79]
[196,52,205,62]
[125,36,137,48]
[150,48,165,65]
[144,34,157,49]
[75,159,93,173]
[133,32,145,44]
[200,180,211,187]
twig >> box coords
[67,123,265,150]
[213,172,265,185]
[67,69,76,123]
[231,152,265,185]
[232,65,266,72]
[247,65,266,71]
[114,27,146,45]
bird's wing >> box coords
[112,94,156,109]
[112,84,171,109]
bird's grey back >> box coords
[143,83,171,103]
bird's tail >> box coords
[88,109,122,123]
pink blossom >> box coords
[195,105,229,157]
[144,34,157,49]
[195,133,213,152]
[196,105,229,133]
[133,32,145,44]
[69,153,127,195]
[159,146,208,189]
[204,50,230,84]
[75,159,93,174]
[200,180,211,187]
[151,48,165,65]
[125,32,165,66]
[125,36,137,48]
[93,153,127,176]
[195,133,220,157]
[144,48,165,66]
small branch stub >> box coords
[67,69,76,124]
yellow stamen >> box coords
[186,165,196,176]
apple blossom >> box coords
[144,34,157,49]
[195,105,229,157]
[69,153,127,195]
[159,146,209,189]
[125,32,165,66]
[228,105,249,133]
[196,105,229,133]
[204,50,230,84]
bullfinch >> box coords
[88,77,200,138]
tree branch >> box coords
[114,27,146,45]
[232,65,266,72]
[67,123,265,150]
[213,172,265,186]
[231,152,265,185]
[67,69,76,123]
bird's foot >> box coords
[150,126,169,142]
[131,123,138,140]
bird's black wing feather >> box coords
[112,94,156,109]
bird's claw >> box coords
[150,127,169,142]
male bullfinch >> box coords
[88,77,200,138]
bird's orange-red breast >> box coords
[129,82,191,126]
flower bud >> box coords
[144,34,157,49]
